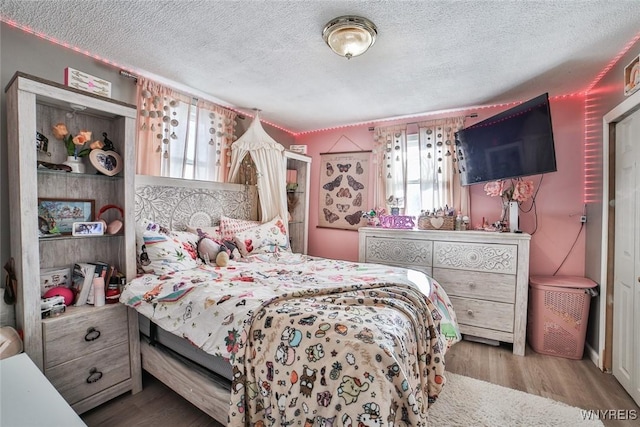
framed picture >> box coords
[89,149,123,176]
[72,221,105,236]
[38,198,95,235]
[318,151,371,231]
[64,67,112,98]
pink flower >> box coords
[512,180,534,202]
[484,181,504,197]
[90,140,104,150]
[484,179,535,202]
[52,123,69,140]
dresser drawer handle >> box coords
[84,327,101,342]
[86,367,103,384]
[467,283,476,288]
[467,309,474,316]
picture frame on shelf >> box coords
[37,198,95,235]
[71,221,105,236]
[64,67,112,98]
[89,149,123,176]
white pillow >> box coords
[234,216,289,256]
[137,218,200,275]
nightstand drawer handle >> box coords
[468,282,476,288]
[86,367,103,384]
[467,309,474,316]
[84,327,101,342]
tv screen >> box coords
[456,93,557,186]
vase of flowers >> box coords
[484,179,535,232]
[52,123,97,174]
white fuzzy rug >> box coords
[428,373,604,426]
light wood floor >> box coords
[81,340,639,427]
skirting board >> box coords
[585,342,600,370]
[463,334,500,346]
[140,339,230,423]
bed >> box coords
[126,175,461,425]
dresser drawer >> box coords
[433,241,518,274]
[449,296,514,333]
[43,304,128,369]
[432,268,516,303]
[45,341,131,405]
[365,236,432,268]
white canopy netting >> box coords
[228,113,288,228]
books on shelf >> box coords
[71,263,96,307]
[86,261,113,305]
[70,260,115,306]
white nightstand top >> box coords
[0,353,86,427]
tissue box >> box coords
[40,267,71,297]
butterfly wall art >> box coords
[318,150,371,230]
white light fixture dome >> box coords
[322,15,377,59]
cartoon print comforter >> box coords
[120,252,460,426]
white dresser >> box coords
[358,227,531,356]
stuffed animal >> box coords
[216,251,230,267]
[197,237,222,264]
[220,239,241,260]
[196,235,239,267]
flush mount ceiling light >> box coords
[322,15,377,59]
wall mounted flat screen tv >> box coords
[457,93,557,186]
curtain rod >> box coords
[367,113,477,131]
[119,69,138,82]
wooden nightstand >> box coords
[42,304,139,414]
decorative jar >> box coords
[62,156,86,174]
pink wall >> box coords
[295,96,587,276]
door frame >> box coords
[599,89,640,370]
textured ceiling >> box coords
[2,1,640,133]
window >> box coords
[374,116,468,218]
[405,133,424,217]
[136,77,236,182]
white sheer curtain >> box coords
[415,117,467,216]
[372,125,407,211]
[373,117,467,217]
[136,77,237,181]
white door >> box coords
[613,108,640,405]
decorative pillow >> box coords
[219,215,260,240]
[136,218,200,275]
[234,216,289,257]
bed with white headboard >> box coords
[134,175,259,420]
[128,175,460,425]
[135,175,259,231]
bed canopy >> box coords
[228,112,288,226]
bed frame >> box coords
[134,175,259,422]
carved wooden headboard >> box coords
[134,175,259,230]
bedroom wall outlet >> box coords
[580,215,587,223]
